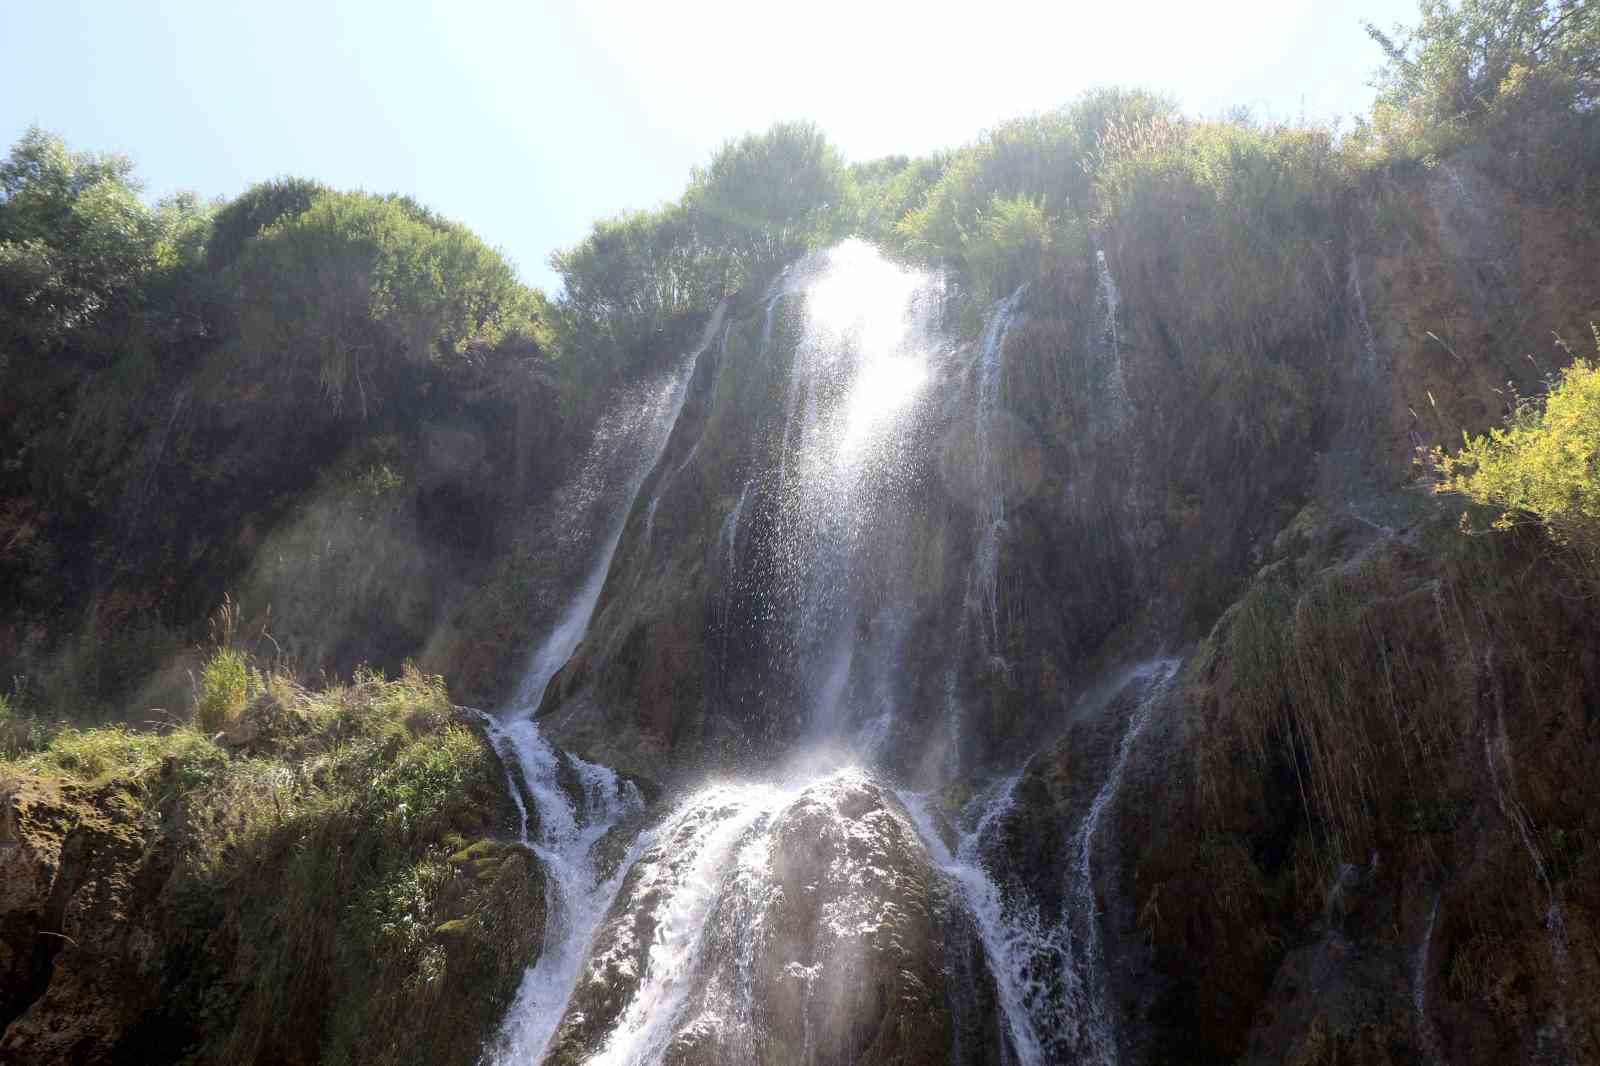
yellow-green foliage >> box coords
[1435,346,1600,562]
[20,723,217,783]
[193,647,256,733]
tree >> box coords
[684,120,852,285]
[1360,0,1600,158]
[227,190,540,414]
[0,127,164,349]
[1434,331,1600,567]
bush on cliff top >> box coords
[1434,331,1600,570]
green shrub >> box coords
[228,189,542,414]
[194,647,255,733]
[206,176,327,271]
[1434,336,1600,566]
[1356,0,1599,164]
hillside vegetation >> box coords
[2,1,1599,1063]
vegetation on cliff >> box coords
[1435,333,1600,571]
[0,649,537,1065]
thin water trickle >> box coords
[1065,658,1179,1066]
[1094,248,1130,427]
[1483,690,1575,1061]
[1345,249,1382,380]
[1413,892,1445,1066]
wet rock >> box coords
[545,770,975,1066]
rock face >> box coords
[545,769,985,1066]
[0,778,153,1062]
[520,156,1600,1065]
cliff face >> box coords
[519,155,1600,1062]
[3,147,1599,1065]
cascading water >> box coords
[482,304,725,1066]
[899,776,1056,1066]
[767,239,946,745]
[488,242,1175,1066]
[902,659,1180,1066]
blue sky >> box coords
[2,0,1417,292]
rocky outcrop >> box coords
[545,770,985,1066]
[0,706,545,1066]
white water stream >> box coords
[482,304,725,1065]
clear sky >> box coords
[2,0,1418,293]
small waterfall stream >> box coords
[1413,892,1445,1066]
[899,776,1056,1066]
[1094,248,1130,427]
[1065,658,1180,1066]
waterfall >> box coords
[1062,657,1180,1066]
[899,777,1058,1066]
[769,239,946,744]
[483,302,725,1066]
[488,243,1175,1066]
[1094,248,1130,427]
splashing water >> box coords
[768,239,946,744]
[899,777,1057,1066]
[559,766,914,1066]
[484,717,644,1065]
